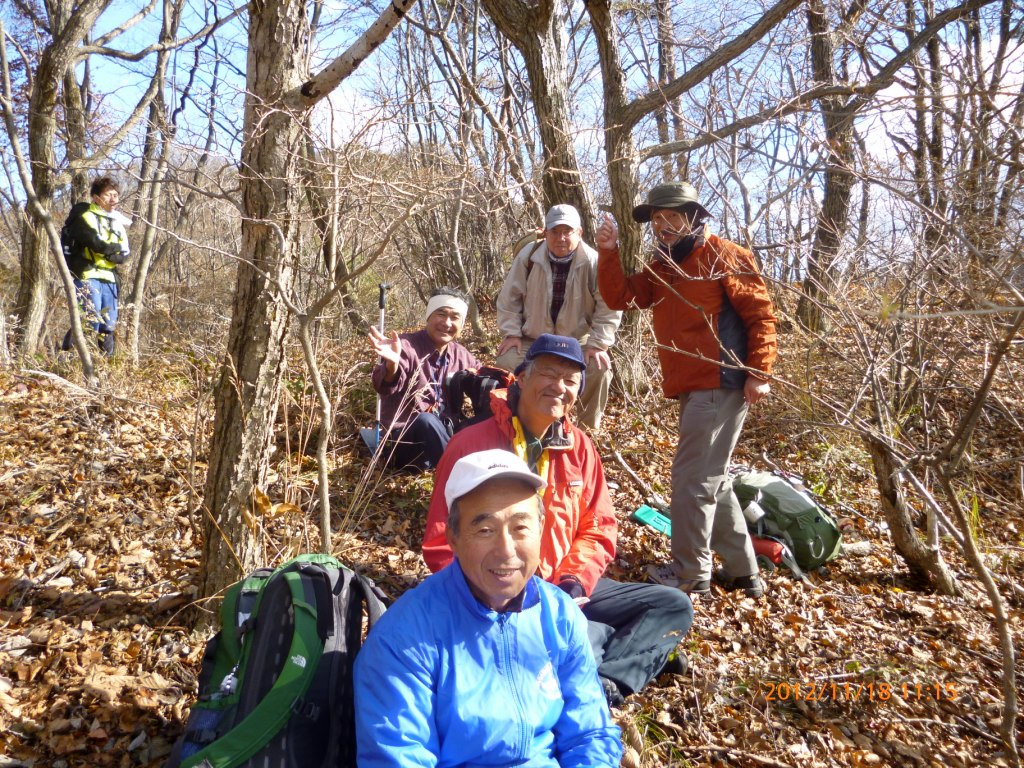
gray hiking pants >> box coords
[583,578,693,695]
[669,388,758,581]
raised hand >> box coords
[369,326,402,380]
[595,213,618,250]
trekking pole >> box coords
[374,283,391,448]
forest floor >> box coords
[0,326,1022,768]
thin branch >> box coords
[81,5,244,61]
[294,0,419,108]
[622,0,803,129]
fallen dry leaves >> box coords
[0,331,1021,767]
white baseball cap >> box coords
[444,449,546,512]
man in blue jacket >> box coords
[354,449,623,767]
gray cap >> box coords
[545,204,581,230]
[631,182,711,223]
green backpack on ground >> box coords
[731,468,843,572]
[165,553,386,768]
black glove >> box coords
[556,576,585,600]
[105,248,129,265]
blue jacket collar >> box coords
[449,558,540,619]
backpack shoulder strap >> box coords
[354,571,387,626]
[320,566,387,768]
[205,568,274,693]
[513,235,545,280]
[64,202,91,227]
[525,239,544,278]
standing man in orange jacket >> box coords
[597,182,778,599]
[423,334,694,705]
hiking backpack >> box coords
[165,553,386,768]
[731,468,843,573]
[61,202,93,279]
[448,365,515,431]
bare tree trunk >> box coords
[653,0,680,181]
[585,0,652,396]
[125,101,172,362]
[14,216,51,355]
[862,434,959,594]
[200,0,418,600]
[200,0,310,599]
[588,0,802,271]
[146,53,223,297]
[11,0,198,355]
[124,98,166,361]
[61,57,90,200]
[0,16,97,381]
[795,0,859,333]
[479,0,596,234]
[586,0,641,269]
[12,0,110,354]
[124,0,186,360]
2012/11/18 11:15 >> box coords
[763,680,959,702]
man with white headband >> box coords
[369,286,481,470]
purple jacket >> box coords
[371,329,481,432]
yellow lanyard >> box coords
[511,417,549,484]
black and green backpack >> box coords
[732,468,843,572]
[61,202,93,279]
[165,554,386,768]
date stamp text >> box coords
[763,680,958,703]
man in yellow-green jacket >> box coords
[60,176,130,356]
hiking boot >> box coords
[713,570,765,598]
[646,563,711,596]
[600,676,625,707]
[659,650,689,677]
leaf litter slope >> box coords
[0,335,1020,767]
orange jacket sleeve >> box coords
[597,245,656,311]
[719,243,778,379]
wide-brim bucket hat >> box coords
[632,181,712,223]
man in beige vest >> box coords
[496,204,622,430]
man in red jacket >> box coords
[597,182,778,599]
[423,334,694,705]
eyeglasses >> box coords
[546,227,578,239]
[650,212,696,236]
[533,366,582,388]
